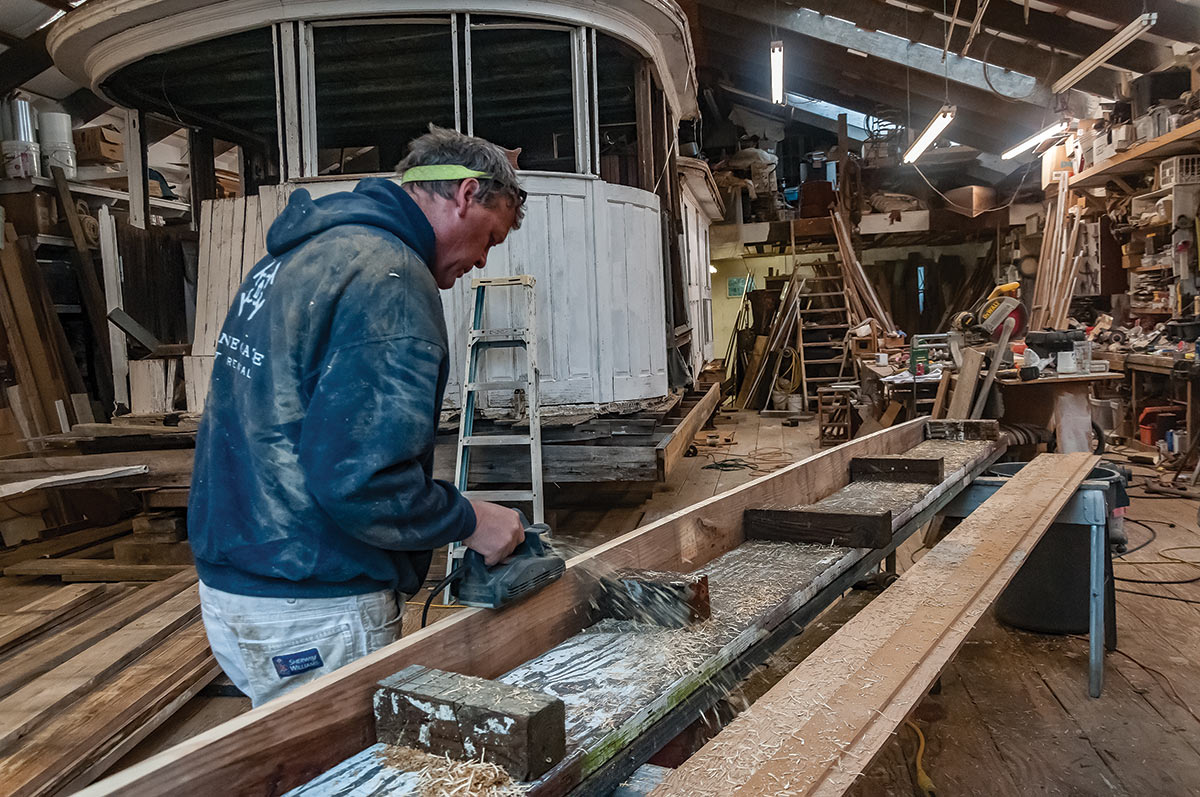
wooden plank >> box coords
[0,449,194,489]
[0,584,107,654]
[594,570,711,628]
[850,455,944,483]
[0,583,200,752]
[0,466,149,501]
[0,521,132,569]
[735,336,769,409]
[112,540,192,566]
[0,573,195,701]
[929,369,951,420]
[374,665,566,780]
[470,444,659,483]
[743,507,892,548]
[128,360,171,415]
[0,622,214,797]
[77,420,929,796]
[656,384,720,480]
[945,348,983,420]
[4,559,189,581]
[652,452,1098,796]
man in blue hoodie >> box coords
[188,127,527,706]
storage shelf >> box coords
[0,175,190,217]
[1070,119,1200,189]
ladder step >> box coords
[803,291,843,297]
[462,490,536,502]
[805,358,844,365]
[470,328,529,342]
[803,323,850,330]
[798,307,848,314]
[462,434,532,446]
[466,379,529,392]
[801,340,845,347]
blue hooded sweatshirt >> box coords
[188,178,476,598]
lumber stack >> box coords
[1029,177,1083,330]
[0,569,216,796]
[830,207,897,334]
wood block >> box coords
[850,456,945,484]
[113,540,193,566]
[924,419,1000,441]
[743,507,893,548]
[595,570,711,628]
[373,665,565,780]
[132,512,186,538]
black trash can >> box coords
[985,462,1124,645]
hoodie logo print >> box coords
[238,259,282,321]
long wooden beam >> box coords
[77,419,928,796]
[652,451,1098,796]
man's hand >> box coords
[464,501,525,566]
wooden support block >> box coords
[743,507,892,548]
[850,456,945,484]
[113,540,193,566]
[924,419,1000,441]
[595,570,711,628]
[131,512,186,539]
[373,665,565,780]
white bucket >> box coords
[786,393,806,412]
[43,144,77,179]
[2,140,41,179]
[37,112,73,149]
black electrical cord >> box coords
[1116,588,1200,606]
[421,563,463,629]
[1116,519,1157,557]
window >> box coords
[468,20,576,172]
[595,33,640,186]
[104,29,280,183]
[312,22,457,175]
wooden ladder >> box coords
[797,258,853,411]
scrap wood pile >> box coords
[830,208,898,336]
[1029,178,1083,330]
[0,562,213,796]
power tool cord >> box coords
[421,563,463,629]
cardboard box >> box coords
[73,125,123,164]
[1122,253,1142,270]
[1041,142,1073,189]
[0,191,59,235]
[943,185,996,218]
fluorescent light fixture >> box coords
[1051,12,1156,94]
[1001,120,1069,159]
[903,105,956,164]
[770,40,785,105]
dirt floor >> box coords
[117,413,1200,794]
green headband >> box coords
[400,165,492,184]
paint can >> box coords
[42,144,77,179]
[2,140,41,179]
[7,98,35,142]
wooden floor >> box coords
[106,415,1200,794]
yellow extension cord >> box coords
[906,720,936,797]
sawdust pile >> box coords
[380,745,527,796]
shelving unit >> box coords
[1070,119,1200,189]
[0,175,190,218]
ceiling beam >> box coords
[0,27,52,95]
[787,0,1114,97]
[28,0,73,12]
[700,8,1049,133]
[1014,0,1200,49]
[891,0,1168,74]
[700,0,1052,105]
[708,47,1019,155]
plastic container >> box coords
[2,140,41,178]
[37,112,73,149]
[985,462,1125,637]
[42,144,76,179]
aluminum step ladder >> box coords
[445,275,544,599]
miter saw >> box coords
[950,282,1029,343]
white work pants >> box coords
[198,581,402,707]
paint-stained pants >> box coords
[198,581,402,707]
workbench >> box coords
[996,371,1121,453]
[1096,350,1200,445]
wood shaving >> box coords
[380,745,526,797]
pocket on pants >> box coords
[236,620,354,704]
[359,593,403,653]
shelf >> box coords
[33,234,73,248]
[0,175,190,217]
[1070,118,1200,189]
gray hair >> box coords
[396,125,525,228]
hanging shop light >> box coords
[1051,13,1156,94]
[902,105,956,164]
[770,40,785,105]
[1001,120,1070,160]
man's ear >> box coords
[455,178,479,218]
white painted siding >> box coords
[680,182,715,379]
[300,173,666,407]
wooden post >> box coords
[124,109,150,230]
[634,62,654,192]
[188,129,217,230]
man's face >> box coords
[428,179,518,290]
